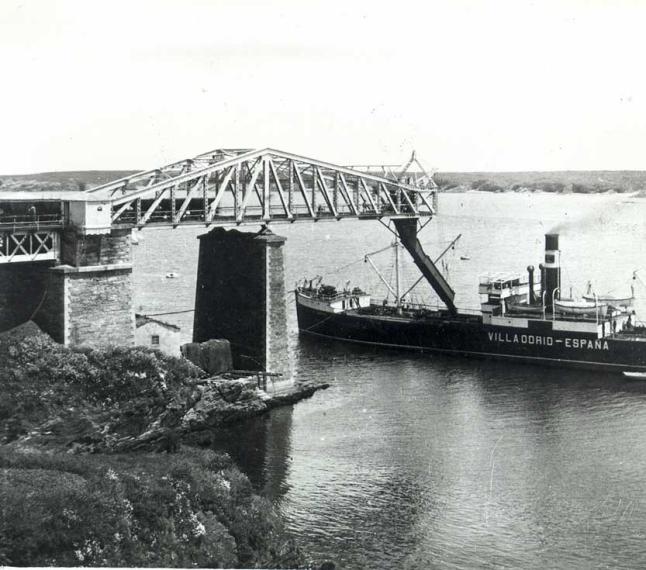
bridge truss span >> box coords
[87,148,437,228]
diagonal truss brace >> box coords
[93,147,436,228]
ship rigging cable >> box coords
[321,237,462,279]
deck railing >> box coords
[0,214,64,230]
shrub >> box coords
[0,332,205,445]
[0,447,307,568]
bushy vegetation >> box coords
[0,326,311,568]
[0,447,307,568]
[0,328,205,447]
[469,179,504,192]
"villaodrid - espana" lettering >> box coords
[488,332,609,350]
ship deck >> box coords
[354,303,646,340]
[357,304,481,323]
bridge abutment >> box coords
[37,228,135,346]
[193,226,290,380]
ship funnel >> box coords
[544,233,561,308]
[527,265,535,304]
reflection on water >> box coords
[134,193,646,569]
[209,408,294,501]
[235,338,646,569]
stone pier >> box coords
[0,197,135,346]
[34,227,135,346]
[193,226,290,379]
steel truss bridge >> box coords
[88,147,437,228]
[0,147,437,263]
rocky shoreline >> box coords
[122,376,329,453]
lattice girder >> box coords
[87,148,436,228]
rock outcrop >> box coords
[0,322,329,453]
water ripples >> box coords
[133,193,646,568]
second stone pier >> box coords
[193,226,289,379]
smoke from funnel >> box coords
[549,192,639,234]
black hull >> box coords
[296,299,646,373]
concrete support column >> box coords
[37,227,135,347]
[193,226,290,379]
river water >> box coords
[134,191,646,569]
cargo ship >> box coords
[296,226,646,374]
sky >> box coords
[1,0,645,174]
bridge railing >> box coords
[0,213,64,231]
[0,229,59,264]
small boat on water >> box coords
[460,255,471,261]
[165,272,179,279]
[623,371,646,379]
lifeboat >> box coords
[506,302,544,315]
[582,293,633,307]
[582,282,634,308]
[554,298,607,317]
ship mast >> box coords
[395,238,401,309]
[400,233,462,299]
[363,240,404,307]
[363,233,460,308]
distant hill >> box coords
[2,168,646,195]
[0,170,139,192]
[434,170,646,194]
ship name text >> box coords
[487,332,609,350]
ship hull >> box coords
[296,296,646,373]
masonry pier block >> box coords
[36,228,135,346]
[193,227,290,379]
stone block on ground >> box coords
[181,339,233,374]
